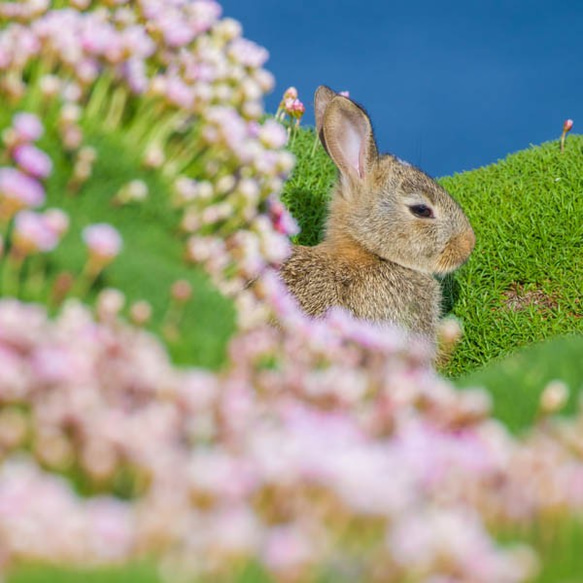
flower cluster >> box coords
[1,283,583,580]
[276,86,306,129]
[0,111,123,299]
[0,0,297,326]
[0,113,50,224]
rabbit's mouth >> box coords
[435,228,476,274]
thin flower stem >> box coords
[72,259,104,298]
[104,86,129,130]
[310,130,320,158]
[23,255,48,301]
[2,249,25,297]
[86,74,114,122]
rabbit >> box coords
[280,85,475,344]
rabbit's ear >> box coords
[322,97,378,182]
[314,85,336,142]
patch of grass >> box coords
[281,128,336,246]
[0,115,236,369]
[532,520,583,583]
[499,518,583,583]
[282,129,583,378]
[7,561,272,583]
[456,334,583,433]
[440,137,583,377]
[7,563,159,583]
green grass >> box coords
[7,562,272,583]
[440,137,583,377]
[282,128,583,379]
[7,563,160,583]
[0,113,236,369]
[281,129,337,246]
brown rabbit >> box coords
[280,86,475,343]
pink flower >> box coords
[43,208,69,236]
[263,524,314,573]
[228,38,269,68]
[31,346,76,385]
[283,87,298,100]
[85,498,135,561]
[284,98,305,119]
[560,119,574,151]
[13,144,53,179]
[269,198,299,236]
[259,119,288,149]
[82,223,123,260]
[12,113,43,142]
[0,167,45,209]
[12,211,59,253]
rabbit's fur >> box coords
[280,86,475,342]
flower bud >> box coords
[96,288,126,321]
[130,300,153,326]
[171,280,192,303]
[540,380,569,415]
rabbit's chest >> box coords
[340,263,440,329]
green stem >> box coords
[71,260,104,299]
[85,74,114,122]
[2,250,25,298]
[310,130,320,157]
[104,85,129,130]
[23,255,47,301]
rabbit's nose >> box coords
[458,227,476,258]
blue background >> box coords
[220,0,582,177]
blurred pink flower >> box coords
[82,223,123,260]
[85,498,135,561]
[263,524,315,573]
[259,119,288,149]
[13,144,53,179]
[228,38,269,68]
[0,167,45,210]
[43,208,70,236]
[12,112,43,142]
[12,210,59,253]
[269,198,299,236]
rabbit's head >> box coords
[315,86,475,275]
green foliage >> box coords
[440,136,583,377]
[280,128,336,245]
[283,129,583,378]
[500,519,583,583]
[456,334,583,433]
[7,562,273,583]
[8,563,159,583]
[533,520,583,583]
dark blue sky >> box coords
[221,0,582,177]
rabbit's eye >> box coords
[409,204,434,219]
